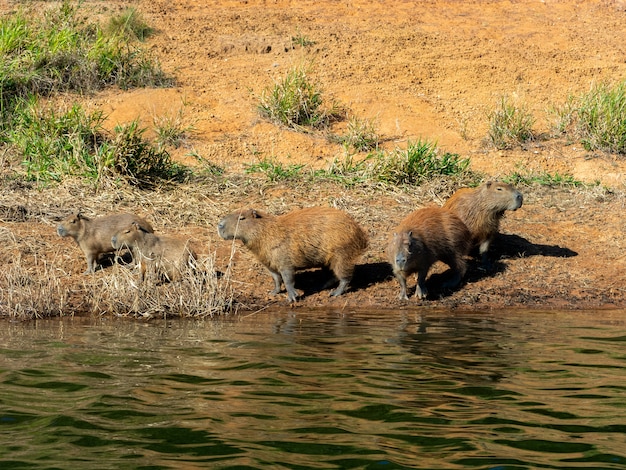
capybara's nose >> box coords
[111,235,117,247]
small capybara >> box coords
[217,207,368,302]
[57,212,154,273]
[387,207,472,300]
[442,181,523,267]
[111,222,197,282]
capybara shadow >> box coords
[493,233,578,259]
[465,232,578,283]
[290,262,392,299]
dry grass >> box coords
[82,255,234,319]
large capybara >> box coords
[442,181,523,267]
[57,212,154,273]
[111,222,197,282]
[217,207,369,302]
[387,207,472,300]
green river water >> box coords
[1,308,626,469]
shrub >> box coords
[487,96,535,149]
[101,120,189,187]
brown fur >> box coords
[387,207,472,300]
[442,181,523,265]
[111,222,197,282]
[57,212,154,273]
[217,207,368,302]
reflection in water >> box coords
[1,310,626,469]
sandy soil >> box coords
[1,0,626,315]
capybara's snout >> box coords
[513,191,523,210]
[217,219,226,238]
[56,225,67,237]
[395,252,408,270]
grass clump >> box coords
[258,65,342,131]
[105,7,154,42]
[100,120,189,187]
[318,139,472,187]
[337,116,381,152]
[153,107,197,150]
[245,158,304,182]
[369,139,471,185]
[0,0,171,110]
[487,96,535,149]
[503,169,585,187]
[574,81,626,154]
[5,101,187,186]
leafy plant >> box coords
[13,100,105,182]
[487,96,535,149]
[292,32,315,48]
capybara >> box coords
[387,207,472,300]
[57,212,154,273]
[111,222,197,282]
[442,181,523,267]
[217,207,368,302]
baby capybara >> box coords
[387,207,472,300]
[57,212,154,273]
[217,207,368,302]
[111,222,196,282]
[442,181,523,267]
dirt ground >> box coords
[1,0,626,315]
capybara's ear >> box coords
[251,209,261,218]
[485,181,493,188]
[131,221,141,230]
[77,212,84,220]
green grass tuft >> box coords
[487,96,535,149]
[575,81,626,154]
[257,65,342,131]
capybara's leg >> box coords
[280,269,299,302]
[85,253,96,274]
[395,272,409,301]
[414,267,429,299]
[479,239,493,270]
[330,278,350,297]
[442,257,466,290]
[329,262,353,296]
[268,270,283,295]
